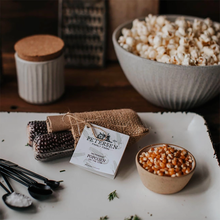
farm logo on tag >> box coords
[86,131,121,150]
[97,132,112,142]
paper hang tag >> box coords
[70,124,130,179]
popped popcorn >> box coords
[118,14,220,66]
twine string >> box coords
[62,113,108,141]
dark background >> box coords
[0,0,219,60]
[0,0,219,146]
[160,0,220,21]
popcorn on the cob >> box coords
[33,131,75,161]
[27,121,48,146]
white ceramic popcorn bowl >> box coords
[112,15,220,110]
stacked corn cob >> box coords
[27,121,74,161]
[27,121,47,146]
[27,109,149,161]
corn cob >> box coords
[27,121,48,146]
[33,131,75,161]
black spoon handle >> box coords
[0,166,34,185]
[0,159,47,181]
[0,172,14,192]
[0,169,29,187]
[0,159,18,168]
[12,167,47,181]
[6,168,38,185]
[0,182,10,194]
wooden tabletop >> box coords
[0,53,220,161]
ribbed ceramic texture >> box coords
[15,53,65,104]
[112,15,220,110]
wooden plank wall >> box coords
[0,0,158,61]
[1,0,219,61]
[107,0,159,59]
[0,1,58,53]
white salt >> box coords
[5,192,32,207]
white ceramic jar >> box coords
[14,35,65,104]
[15,53,65,104]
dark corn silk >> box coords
[27,121,48,146]
[33,131,75,161]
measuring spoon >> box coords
[0,159,61,189]
[0,166,51,191]
[0,173,32,210]
[0,169,52,200]
[12,167,61,189]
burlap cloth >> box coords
[46,109,149,148]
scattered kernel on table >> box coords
[138,144,193,177]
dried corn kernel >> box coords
[27,121,48,146]
[138,145,193,177]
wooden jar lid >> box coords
[14,35,64,62]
